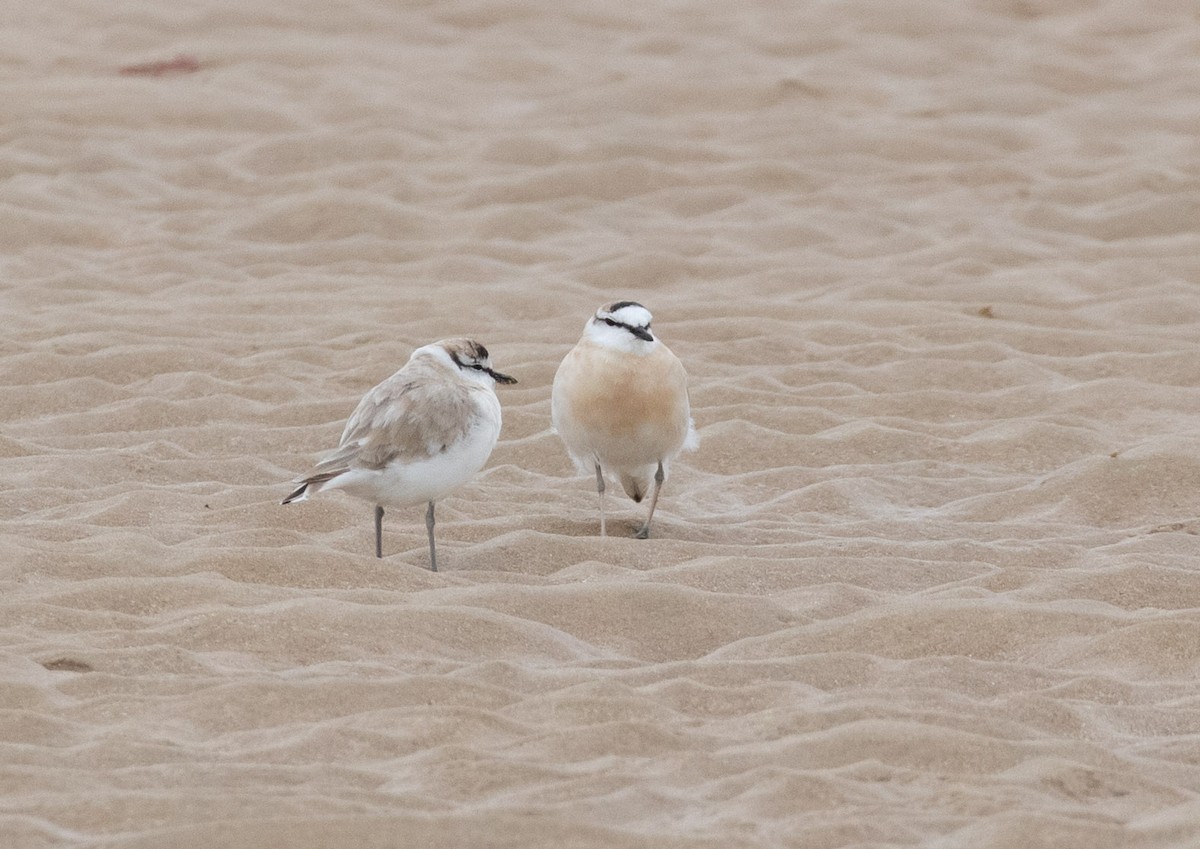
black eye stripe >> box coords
[452,354,490,371]
[597,316,653,338]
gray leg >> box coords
[426,500,438,572]
[635,462,666,539]
[595,462,607,537]
[375,505,384,558]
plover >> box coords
[551,301,697,538]
[283,338,516,569]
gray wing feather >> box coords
[315,374,476,473]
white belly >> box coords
[329,415,500,508]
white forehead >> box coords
[443,341,489,363]
[604,304,653,327]
[415,338,491,364]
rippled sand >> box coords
[5,1,1200,846]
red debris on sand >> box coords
[119,54,202,77]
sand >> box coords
[4,0,1200,846]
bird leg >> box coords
[374,505,384,558]
[595,462,607,537]
[635,461,666,539]
[426,500,438,572]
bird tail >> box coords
[281,482,309,505]
[620,471,650,503]
[281,470,342,505]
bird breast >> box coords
[553,340,690,466]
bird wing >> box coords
[311,373,477,475]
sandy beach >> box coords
[4,0,1200,846]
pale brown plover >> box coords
[283,338,516,569]
[551,302,696,538]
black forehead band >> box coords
[607,300,644,313]
[451,343,488,368]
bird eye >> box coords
[472,363,485,370]
[604,318,617,327]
